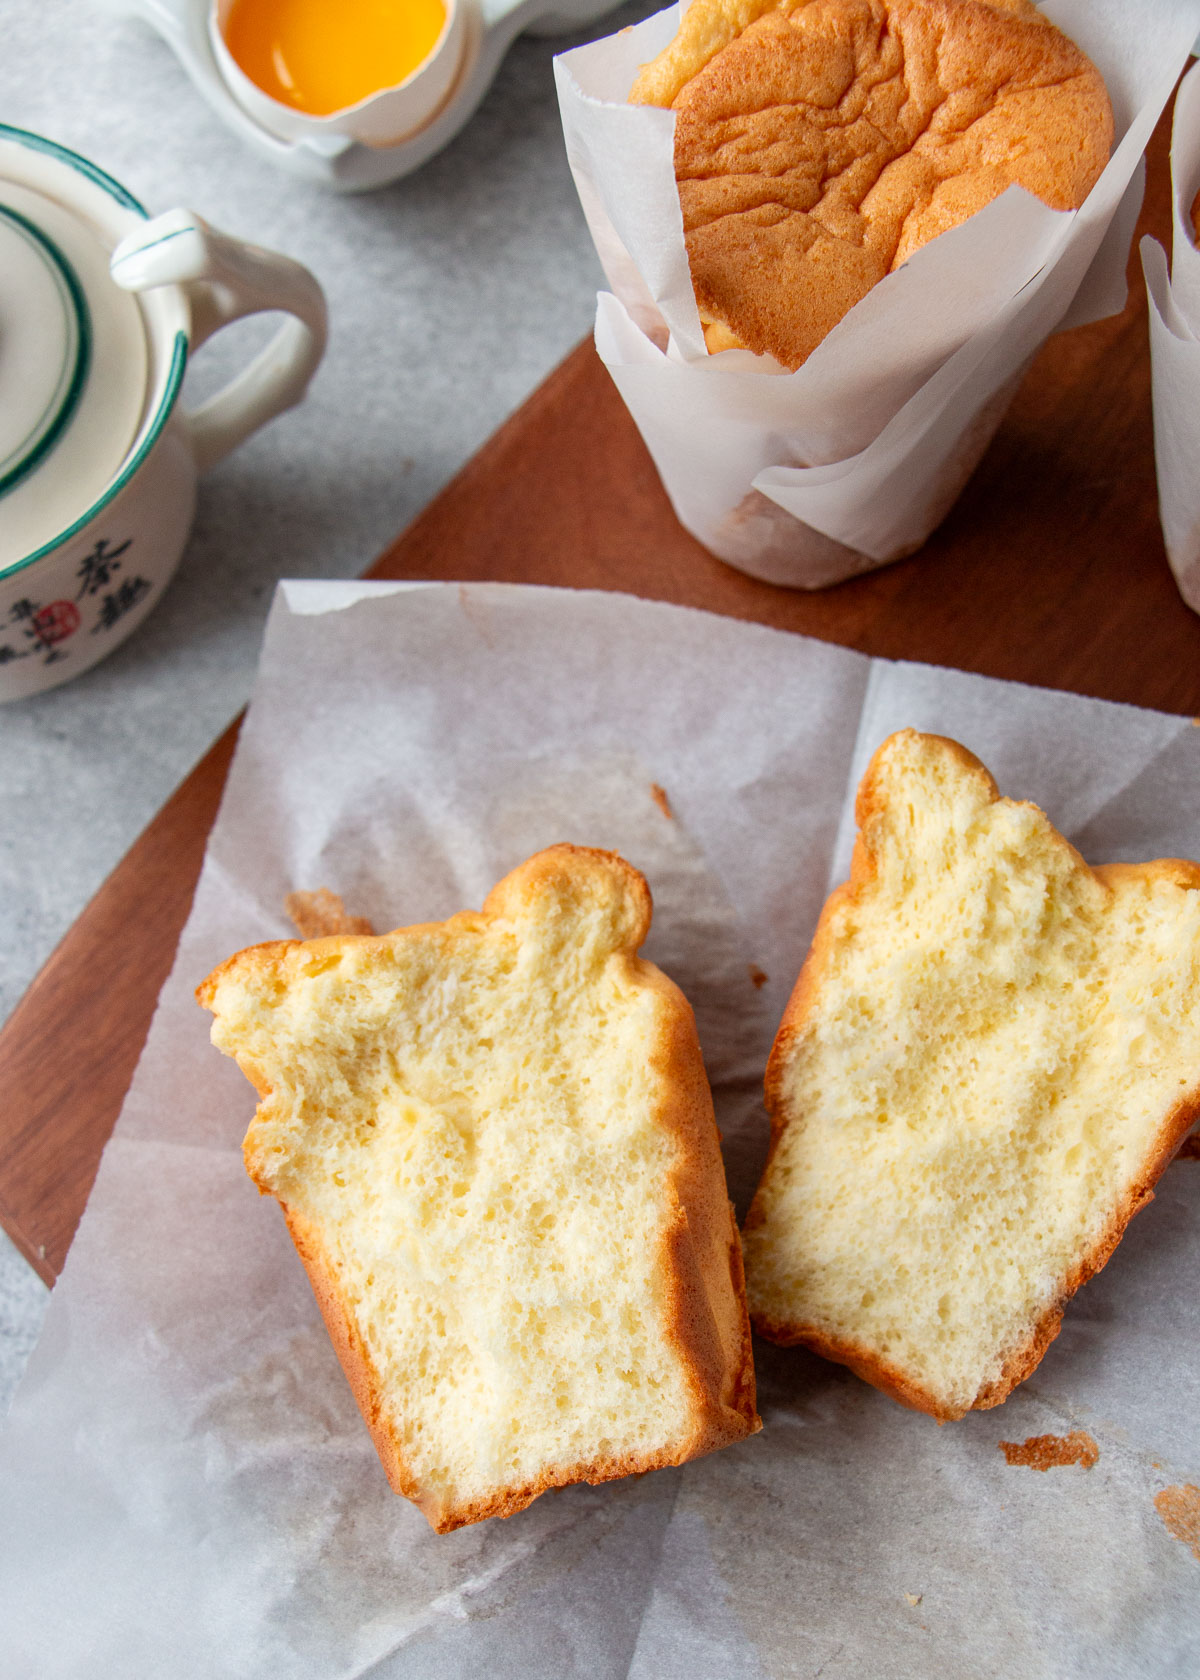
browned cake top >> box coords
[631,0,1113,370]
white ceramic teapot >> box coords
[0,123,326,701]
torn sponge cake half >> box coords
[198,844,759,1531]
[743,730,1200,1420]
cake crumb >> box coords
[999,1431,1099,1470]
[749,965,769,989]
[649,782,675,820]
[285,889,375,939]
[904,1593,923,1607]
[1155,1485,1200,1560]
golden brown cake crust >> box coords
[747,733,1200,1420]
[289,1194,756,1533]
[284,887,375,939]
[631,0,1113,370]
[199,845,759,1531]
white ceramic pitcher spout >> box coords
[110,208,328,473]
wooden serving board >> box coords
[4,109,1199,1287]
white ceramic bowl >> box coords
[106,0,625,189]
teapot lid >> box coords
[0,203,90,496]
[0,175,148,570]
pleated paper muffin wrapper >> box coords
[1144,58,1200,618]
[555,0,1200,587]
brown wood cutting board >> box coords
[4,108,1200,1287]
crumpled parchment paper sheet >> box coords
[1144,55,1200,616]
[2,581,1199,1680]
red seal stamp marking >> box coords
[33,600,81,644]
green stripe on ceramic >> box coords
[0,125,189,581]
[0,205,92,498]
[0,124,146,214]
[0,332,189,579]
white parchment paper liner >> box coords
[556,0,1200,586]
[3,580,1200,1679]
[1144,57,1200,615]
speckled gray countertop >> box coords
[0,0,657,1411]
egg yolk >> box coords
[223,0,448,114]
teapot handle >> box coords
[110,209,327,473]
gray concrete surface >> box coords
[0,0,657,1413]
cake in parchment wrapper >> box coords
[555,0,1200,587]
[1144,57,1200,619]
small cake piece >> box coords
[744,731,1200,1419]
[630,0,1113,369]
[199,845,759,1531]
[284,887,375,938]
